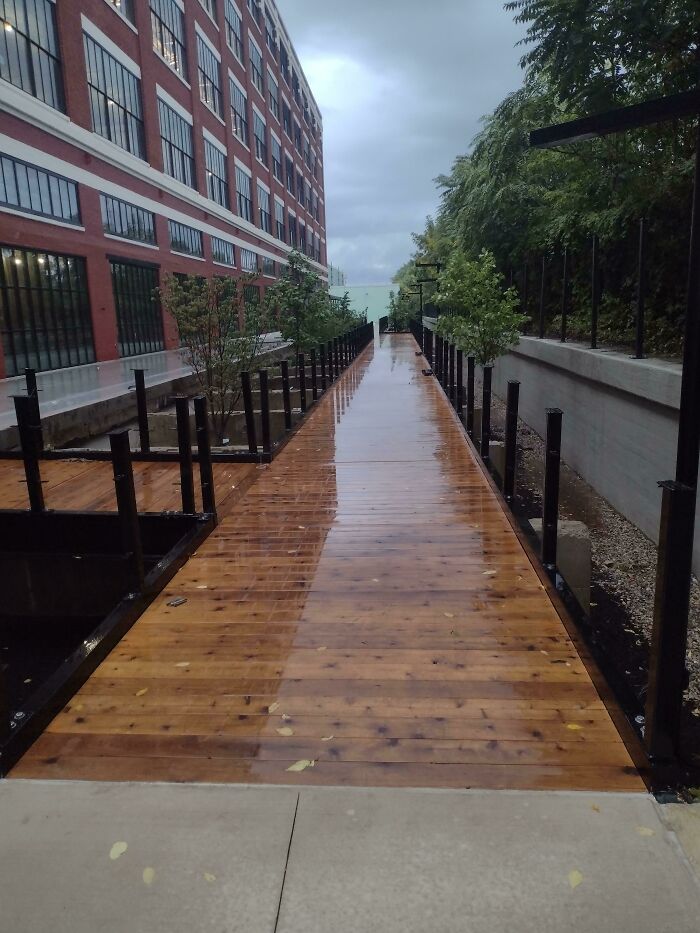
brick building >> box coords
[0,0,327,377]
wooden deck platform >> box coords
[10,335,643,791]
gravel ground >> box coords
[486,389,700,728]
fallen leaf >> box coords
[321,735,334,742]
[268,701,280,714]
[203,873,216,883]
[482,570,497,576]
[135,688,148,697]
[143,867,155,886]
[276,727,294,736]
[298,525,306,529]
[591,804,601,813]
[568,870,583,890]
[372,578,380,583]
[286,759,315,772]
[175,661,190,669]
[196,585,208,590]
[566,723,583,731]
[636,826,655,837]
[109,842,128,861]
[317,646,327,652]
[281,713,291,722]
[444,612,455,619]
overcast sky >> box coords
[275,1,525,285]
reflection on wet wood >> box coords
[10,335,643,791]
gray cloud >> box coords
[275,0,524,284]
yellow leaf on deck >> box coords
[109,842,128,861]
[444,612,454,619]
[591,804,601,813]
[482,570,497,576]
[566,723,583,731]
[143,867,155,886]
[268,701,280,714]
[135,688,148,697]
[568,870,583,890]
[276,727,294,736]
[175,662,190,668]
[317,646,327,652]
[203,873,216,883]
[286,759,315,772]
[636,827,655,837]
[321,735,334,742]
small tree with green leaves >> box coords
[264,251,333,358]
[160,273,269,443]
[388,290,414,332]
[435,250,527,365]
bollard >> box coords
[298,353,307,413]
[645,480,695,760]
[456,349,464,421]
[503,381,520,506]
[466,357,475,438]
[635,217,646,359]
[24,367,43,452]
[541,408,563,569]
[590,234,599,350]
[310,349,318,401]
[280,360,292,430]
[194,396,216,517]
[319,345,327,392]
[258,369,272,455]
[480,366,492,460]
[133,369,150,453]
[175,396,196,513]
[561,247,569,344]
[109,429,144,590]
[241,371,257,454]
[13,395,44,512]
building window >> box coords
[285,156,294,195]
[246,0,261,25]
[299,222,306,256]
[84,34,144,158]
[282,102,292,139]
[304,180,312,213]
[291,68,300,105]
[265,7,276,56]
[158,98,195,187]
[293,119,302,153]
[212,236,235,266]
[268,74,279,121]
[197,33,222,116]
[262,255,274,276]
[198,0,217,23]
[274,200,284,241]
[313,233,320,263]
[249,37,263,94]
[303,136,311,170]
[253,112,267,164]
[243,284,260,306]
[240,247,257,273]
[0,153,80,225]
[111,260,164,357]
[101,193,156,244]
[204,138,229,208]
[312,190,319,221]
[0,245,95,375]
[296,170,304,205]
[257,183,270,233]
[151,0,187,79]
[224,0,243,62]
[271,137,282,182]
[279,42,290,84]
[302,92,309,125]
[108,0,135,22]
[168,220,204,257]
[230,78,249,146]
[288,213,297,248]
[0,0,64,111]
[236,166,252,222]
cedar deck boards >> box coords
[9,335,643,791]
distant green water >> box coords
[329,285,394,325]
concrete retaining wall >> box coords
[490,337,698,572]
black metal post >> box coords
[280,360,292,430]
[194,395,216,517]
[319,345,327,391]
[443,338,449,390]
[175,396,196,513]
[258,369,272,455]
[645,481,695,760]
[333,338,340,377]
[24,367,43,452]
[109,429,144,590]
[538,254,546,338]
[561,247,569,343]
[503,381,520,506]
[456,349,464,421]
[591,234,599,349]
[133,368,150,453]
[434,335,441,382]
[480,366,492,460]
[327,340,335,381]
[310,349,318,401]
[522,260,529,318]
[0,664,9,742]
[13,395,44,512]
[241,371,257,454]
[466,357,475,438]
[298,353,307,413]
[541,408,563,570]
[635,217,647,359]
[449,341,456,403]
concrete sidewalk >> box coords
[2,781,699,933]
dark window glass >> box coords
[271,137,282,182]
[236,167,252,222]
[248,36,263,93]
[84,34,145,158]
[257,183,270,233]
[158,98,195,187]
[274,199,284,240]
[212,236,234,265]
[0,244,95,375]
[100,193,156,244]
[230,78,249,146]
[110,260,164,357]
[0,0,64,111]
[197,33,222,116]
[262,255,274,276]
[293,119,302,153]
[150,0,187,79]
[253,111,267,165]
[296,170,304,204]
[224,0,243,61]
[282,102,291,138]
[199,0,217,22]
[291,68,300,105]
[279,42,289,85]
[240,247,257,272]
[0,153,80,224]
[246,0,260,25]
[268,74,279,121]
[243,283,260,306]
[287,213,296,248]
[299,222,306,256]
[108,0,135,22]
[285,155,294,195]
[204,139,229,208]
[168,220,203,257]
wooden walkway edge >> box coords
[10,335,644,791]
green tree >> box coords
[264,251,333,359]
[160,273,268,443]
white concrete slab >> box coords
[1,780,298,933]
[278,789,700,933]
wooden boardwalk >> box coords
[10,335,643,790]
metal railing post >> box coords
[258,369,272,455]
[194,395,216,517]
[466,357,475,438]
[133,368,150,453]
[635,217,647,359]
[591,234,599,349]
[480,366,492,460]
[0,664,9,742]
[298,353,307,413]
[541,408,563,570]
[449,341,456,403]
[561,247,569,343]
[280,360,292,430]
[241,371,257,454]
[538,255,547,339]
[456,349,464,421]
[327,339,335,381]
[24,367,43,452]
[109,429,144,590]
[333,338,340,378]
[310,349,318,401]
[175,396,196,513]
[319,345,327,392]
[503,380,520,506]
[13,395,44,512]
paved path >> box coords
[11,334,641,790]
